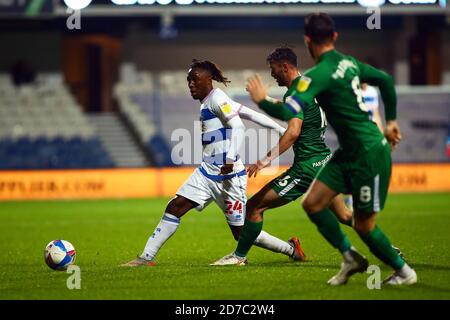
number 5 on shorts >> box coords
[278,175,291,187]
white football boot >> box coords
[383,266,417,285]
[210,253,247,266]
[327,247,369,286]
[120,255,157,267]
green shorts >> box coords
[317,138,392,214]
[270,153,332,202]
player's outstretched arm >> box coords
[246,74,297,122]
[247,118,302,178]
[238,105,286,136]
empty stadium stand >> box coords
[0,74,115,169]
[115,64,177,167]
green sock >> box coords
[235,219,263,258]
[359,225,405,270]
[308,209,352,254]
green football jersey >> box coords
[259,76,330,162]
[261,50,397,158]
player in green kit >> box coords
[250,13,416,286]
[211,47,354,266]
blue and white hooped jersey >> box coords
[199,88,245,179]
[362,85,379,122]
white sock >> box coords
[141,213,180,260]
[253,230,294,256]
[398,263,414,277]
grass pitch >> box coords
[0,193,449,300]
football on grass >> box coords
[44,240,76,271]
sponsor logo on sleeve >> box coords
[297,76,312,92]
[220,102,232,115]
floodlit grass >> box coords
[0,193,449,300]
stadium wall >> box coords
[0,31,62,72]
[2,27,450,83]
[0,164,449,200]
[123,29,394,73]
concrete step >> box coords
[89,113,150,168]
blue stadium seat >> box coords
[146,134,176,167]
[0,136,116,170]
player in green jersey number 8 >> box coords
[214,16,415,286]
[297,13,415,286]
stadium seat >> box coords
[147,134,176,167]
[0,75,116,170]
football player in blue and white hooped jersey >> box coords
[122,60,304,267]
[362,83,383,132]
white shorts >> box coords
[176,168,247,226]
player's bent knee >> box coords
[353,213,376,235]
[246,198,266,220]
[246,196,259,212]
[302,193,330,213]
[353,223,372,235]
[302,197,318,213]
[165,196,192,217]
[246,208,263,222]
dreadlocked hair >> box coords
[190,59,231,86]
